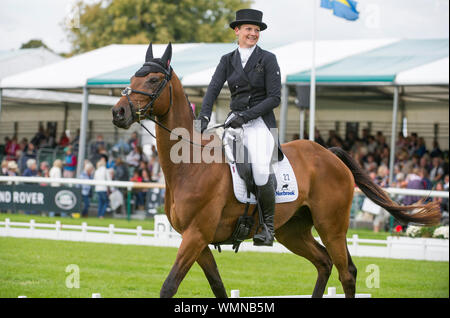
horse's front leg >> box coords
[160,228,208,298]
[197,246,228,298]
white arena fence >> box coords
[0,215,448,261]
[0,175,448,198]
[230,287,371,298]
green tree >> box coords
[65,0,252,53]
[20,39,51,50]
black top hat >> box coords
[229,9,267,31]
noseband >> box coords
[121,62,173,123]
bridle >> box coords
[121,61,173,123]
[121,62,222,150]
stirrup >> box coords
[253,224,274,246]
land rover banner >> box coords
[0,184,81,213]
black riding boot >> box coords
[253,174,276,246]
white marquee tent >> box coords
[0,39,448,178]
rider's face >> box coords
[235,24,260,48]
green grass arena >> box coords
[0,236,448,298]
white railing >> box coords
[230,287,371,298]
[0,176,448,197]
[1,217,448,261]
[0,176,165,190]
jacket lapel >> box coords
[231,48,249,83]
[243,45,262,74]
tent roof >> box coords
[2,88,118,106]
[0,44,196,89]
[181,39,398,86]
[395,57,449,85]
[2,39,448,90]
[0,47,63,79]
[286,39,449,84]
[87,43,237,86]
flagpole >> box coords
[309,0,317,141]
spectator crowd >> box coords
[1,124,448,223]
[307,128,449,228]
[1,127,162,218]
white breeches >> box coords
[242,117,275,186]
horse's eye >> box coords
[147,77,160,84]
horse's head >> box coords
[112,43,173,129]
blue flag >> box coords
[320,0,334,9]
[320,0,359,21]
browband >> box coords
[135,61,172,78]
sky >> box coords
[0,0,448,54]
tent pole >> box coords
[309,0,317,141]
[299,108,305,139]
[389,86,399,185]
[279,83,288,144]
[0,88,3,121]
[77,86,89,177]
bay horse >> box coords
[112,43,441,298]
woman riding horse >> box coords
[199,9,280,246]
[112,11,440,298]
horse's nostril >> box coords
[113,106,125,119]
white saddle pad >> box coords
[228,155,299,204]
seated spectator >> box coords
[414,137,427,157]
[130,169,145,210]
[430,156,444,186]
[114,157,129,182]
[3,136,11,155]
[49,159,63,187]
[31,125,46,147]
[19,137,29,151]
[430,140,443,158]
[59,131,70,148]
[5,136,19,161]
[420,168,432,190]
[314,129,326,147]
[375,165,389,188]
[39,161,50,178]
[18,142,37,174]
[128,131,139,150]
[364,154,378,173]
[126,144,146,168]
[63,146,77,178]
[79,161,95,218]
[7,161,19,176]
[1,160,9,176]
[403,167,427,205]
[433,182,449,219]
[40,129,56,148]
[90,134,106,158]
[23,159,38,177]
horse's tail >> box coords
[328,147,441,226]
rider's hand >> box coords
[200,116,209,133]
[224,113,245,129]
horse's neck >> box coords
[155,77,198,186]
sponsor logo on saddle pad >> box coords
[229,156,298,204]
[276,183,295,196]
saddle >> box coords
[213,128,298,253]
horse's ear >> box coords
[161,42,172,68]
[145,42,153,62]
